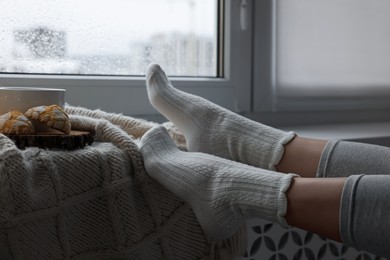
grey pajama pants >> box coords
[317,140,390,259]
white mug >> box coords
[0,87,65,115]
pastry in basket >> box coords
[0,110,35,135]
[25,105,71,134]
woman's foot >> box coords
[146,64,295,170]
[140,126,296,239]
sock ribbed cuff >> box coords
[223,171,298,228]
[268,131,296,171]
[276,173,298,227]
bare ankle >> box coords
[276,136,328,177]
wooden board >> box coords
[5,130,94,150]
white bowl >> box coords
[0,87,65,115]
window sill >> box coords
[281,121,390,147]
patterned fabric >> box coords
[0,106,245,260]
[240,219,387,260]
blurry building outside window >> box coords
[0,0,218,77]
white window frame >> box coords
[0,0,252,116]
[252,0,390,115]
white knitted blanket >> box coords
[0,106,245,260]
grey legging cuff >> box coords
[341,175,390,259]
[317,140,390,258]
[317,140,390,177]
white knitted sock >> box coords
[140,126,296,239]
[146,64,296,170]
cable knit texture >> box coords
[145,64,296,171]
[141,126,296,240]
[0,105,246,260]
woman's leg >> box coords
[277,137,390,177]
[139,126,343,242]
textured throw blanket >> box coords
[0,106,245,260]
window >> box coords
[276,0,390,96]
[0,0,252,116]
[253,0,390,114]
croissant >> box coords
[25,105,71,134]
[0,111,35,135]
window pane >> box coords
[0,0,218,77]
[276,0,390,92]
